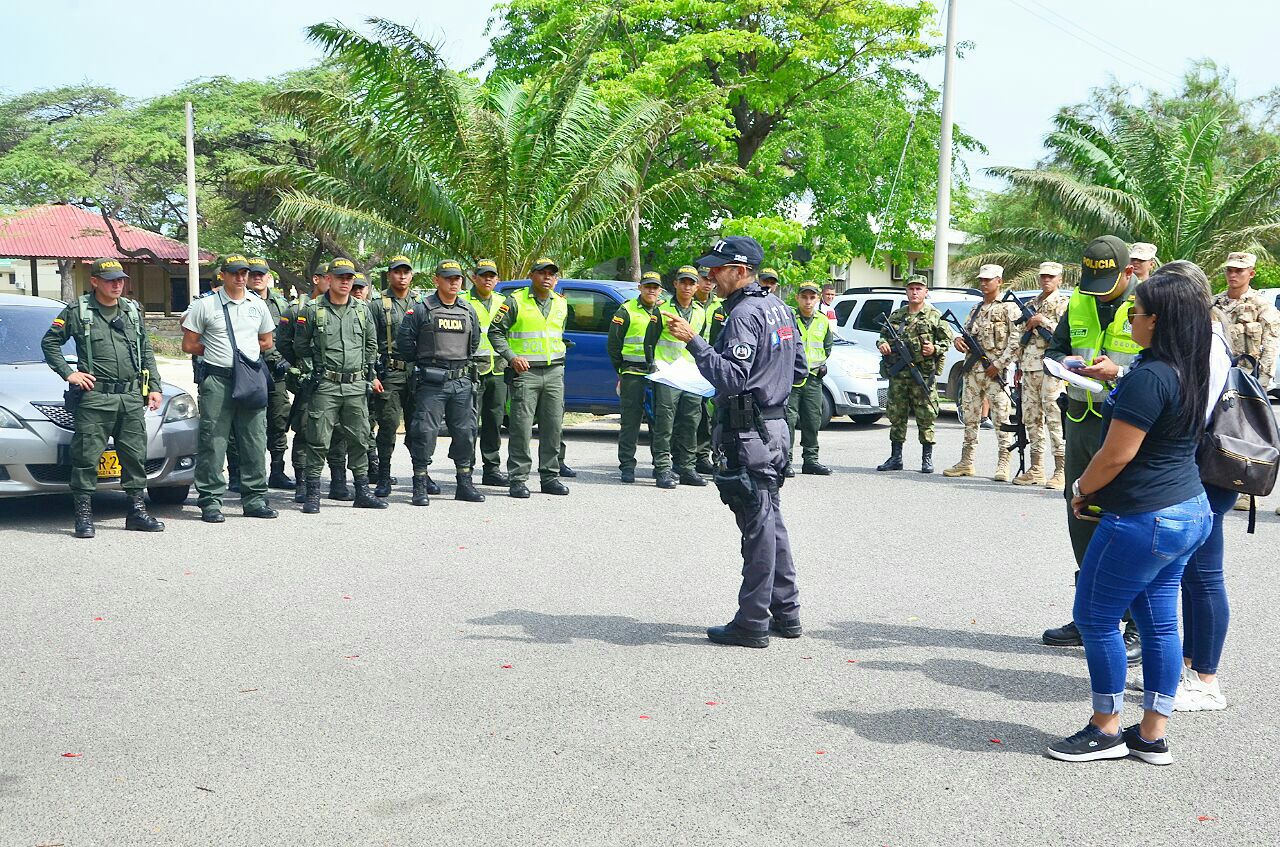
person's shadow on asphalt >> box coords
[465,609,707,646]
[816,707,1058,756]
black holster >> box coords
[63,383,85,413]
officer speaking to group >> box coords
[665,235,807,649]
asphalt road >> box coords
[2,413,1277,846]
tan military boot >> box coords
[1233,494,1250,512]
[1013,452,1044,486]
[942,446,975,477]
[992,449,1013,483]
[1045,453,1065,490]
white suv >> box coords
[830,287,984,402]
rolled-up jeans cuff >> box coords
[1143,690,1176,717]
[1091,691,1124,714]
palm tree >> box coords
[247,17,735,278]
[964,108,1280,287]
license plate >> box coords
[97,450,122,479]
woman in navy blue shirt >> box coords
[1047,266,1213,766]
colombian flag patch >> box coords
[498,304,510,314]
[611,315,624,325]
[51,318,65,327]
[296,315,307,324]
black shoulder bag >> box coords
[222,299,271,409]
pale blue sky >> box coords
[3,0,1273,191]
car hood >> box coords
[0,362,184,420]
[827,340,882,371]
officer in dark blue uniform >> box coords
[665,235,807,648]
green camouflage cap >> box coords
[904,274,928,288]
[89,258,128,280]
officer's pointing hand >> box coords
[665,313,695,343]
[511,356,531,373]
[147,391,162,411]
[67,372,95,390]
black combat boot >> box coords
[455,473,486,503]
[72,494,95,539]
[366,449,380,481]
[353,475,388,509]
[481,468,509,487]
[374,466,393,498]
[328,473,353,501]
[920,444,934,474]
[876,442,904,472]
[292,466,307,503]
[302,478,321,514]
[411,473,430,507]
[124,492,165,532]
[227,459,241,494]
[423,473,441,496]
[268,456,295,490]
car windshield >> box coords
[931,299,976,325]
[0,303,73,365]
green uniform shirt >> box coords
[259,288,290,369]
[42,295,161,392]
[372,291,419,361]
[294,294,377,396]
[877,303,952,372]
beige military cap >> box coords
[977,263,1004,279]
[1037,261,1064,276]
[1225,251,1257,269]
[1129,242,1158,262]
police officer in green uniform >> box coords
[182,254,279,522]
[692,265,723,474]
[396,260,484,506]
[42,258,166,538]
[875,274,951,473]
[786,281,834,475]
[293,257,387,513]
[1042,236,1143,662]
[369,255,420,497]
[465,260,511,487]
[279,264,326,500]
[653,267,708,489]
[759,267,781,296]
[608,272,663,483]
[488,258,570,498]
[246,258,294,489]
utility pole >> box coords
[185,101,200,304]
[932,0,957,288]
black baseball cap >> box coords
[797,281,821,294]
[674,265,700,282]
[696,235,764,269]
[435,260,464,278]
[759,267,780,283]
[328,257,357,277]
[388,255,413,271]
[352,273,369,288]
[89,258,128,280]
[531,257,560,273]
[221,254,251,273]
[247,257,270,274]
[474,259,499,276]
[639,271,663,287]
[1079,236,1130,296]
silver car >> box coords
[0,293,199,503]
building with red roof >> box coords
[0,204,215,313]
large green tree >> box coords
[252,16,732,278]
[486,0,979,272]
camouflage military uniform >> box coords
[949,299,1019,477]
[877,304,951,444]
[1015,289,1070,486]
[1212,288,1280,386]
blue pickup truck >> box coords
[495,279,639,414]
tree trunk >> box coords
[57,259,75,302]
[628,204,642,282]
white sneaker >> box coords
[1173,672,1227,712]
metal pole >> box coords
[932,0,957,288]
[185,101,200,304]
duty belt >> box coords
[386,359,410,371]
[322,369,364,384]
[91,378,141,394]
[758,406,786,420]
[203,364,234,379]
[417,362,471,380]
[523,360,565,369]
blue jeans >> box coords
[1181,483,1235,675]
[1074,493,1211,717]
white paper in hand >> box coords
[1044,357,1108,396]
[648,358,715,397]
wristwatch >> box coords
[1072,479,1085,498]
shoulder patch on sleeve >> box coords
[714,312,725,322]
[498,303,510,314]
[731,343,754,360]
[611,315,624,325]
[51,317,65,328]
[405,308,414,316]
[296,315,307,324]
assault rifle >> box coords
[876,314,937,412]
[940,308,1029,477]
[1003,290,1054,346]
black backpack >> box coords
[1197,358,1280,533]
